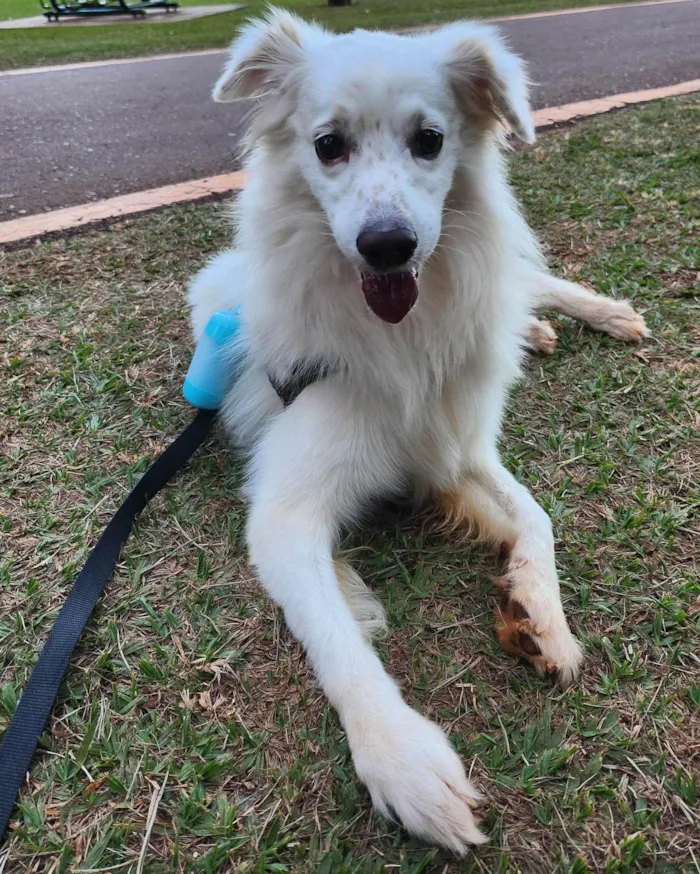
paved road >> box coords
[1,0,699,220]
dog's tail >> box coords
[335,558,388,641]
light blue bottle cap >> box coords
[183,307,245,410]
[204,309,242,345]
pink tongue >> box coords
[361,271,418,324]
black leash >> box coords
[0,408,216,845]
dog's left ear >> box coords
[428,22,535,143]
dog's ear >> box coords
[428,22,534,143]
[213,9,310,103]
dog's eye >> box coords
[315,134,346,164]
[414,129,443,159]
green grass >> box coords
[1,0,645,70]
[1,95,699,872]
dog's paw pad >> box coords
[495,584,582,687]
[518,629,542,656]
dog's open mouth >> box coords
[361,270,418,324]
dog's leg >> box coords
[533,272,649,342]
[246,385,486,853]
[437,458,583,687]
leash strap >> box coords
[0,408,216,844]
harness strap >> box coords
[268,361,335,407]
[0,408,216,845]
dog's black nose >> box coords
[356,225,417,271]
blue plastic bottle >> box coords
[183,309,245,410]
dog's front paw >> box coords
[348,704,487,854]
[494,568,583,688]
[597,301,650,342]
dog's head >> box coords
[214,10,534,323]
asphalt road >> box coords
[1,0,699,220]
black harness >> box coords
[268,360,335,407]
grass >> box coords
[1,94,699,872]
[0,0,645,70]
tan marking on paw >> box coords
[494,575,582,687]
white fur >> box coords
[185,11,643,853]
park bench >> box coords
[41,0,179,21]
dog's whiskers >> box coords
[443,207,491,225]
[264,211,332,230]
[441,225,485,243]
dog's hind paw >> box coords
[525,317,558,355]
[349,703,487,854]
[595,300,650,343]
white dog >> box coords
[189,11,648,852]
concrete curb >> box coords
[0,173,245,245]
[0,48,227,79]
[531,78,700,127]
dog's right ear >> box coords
[424,21,535,143]
[213,9,310,103]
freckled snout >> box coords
[356,223,417,271]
